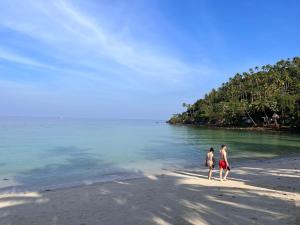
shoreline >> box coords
[1,153,300,194]
[1,155,299,225]
[50,153,300,192]
[167,122,300,133]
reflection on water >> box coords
[0,118,299,190]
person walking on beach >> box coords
[219,144,230,181]
[205,147,215,180]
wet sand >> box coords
[0,156,299,225]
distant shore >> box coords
[167,122,300,133]
[1,155,299,225]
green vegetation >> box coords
[168,57,300,129]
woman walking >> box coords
[205,147,215,180]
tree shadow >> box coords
[0,146,299,225]
[0,166,298,225]
[173,156,300,193]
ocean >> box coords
[0,117,299,192]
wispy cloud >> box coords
[0,0,203,82]
[0,0,223,118]
[0,0,298,119]
[0,47,53,69]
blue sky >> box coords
[0,0,299,119]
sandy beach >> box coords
[0,156,299,225]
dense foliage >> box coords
[168,57,300,129]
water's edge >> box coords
[1,153,299,194]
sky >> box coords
[0,0,299,120]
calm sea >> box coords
[0,117,299,191]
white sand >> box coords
[0,156,299,225]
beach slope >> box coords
[0,157,299,225]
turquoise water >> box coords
[0,117,300,191]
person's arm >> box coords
[224,151,229,166]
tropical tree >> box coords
[168,57,300,129]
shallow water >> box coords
[0,117,299,191]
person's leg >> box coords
[208,168,212,180]
[224,169,229,180]
[219,168,223,181]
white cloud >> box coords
[0,48,53,69]
[0,0,212,83]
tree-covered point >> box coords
[168,57,300,129]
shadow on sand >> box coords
[0,155,299,225]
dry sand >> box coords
[0,156,299,225]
